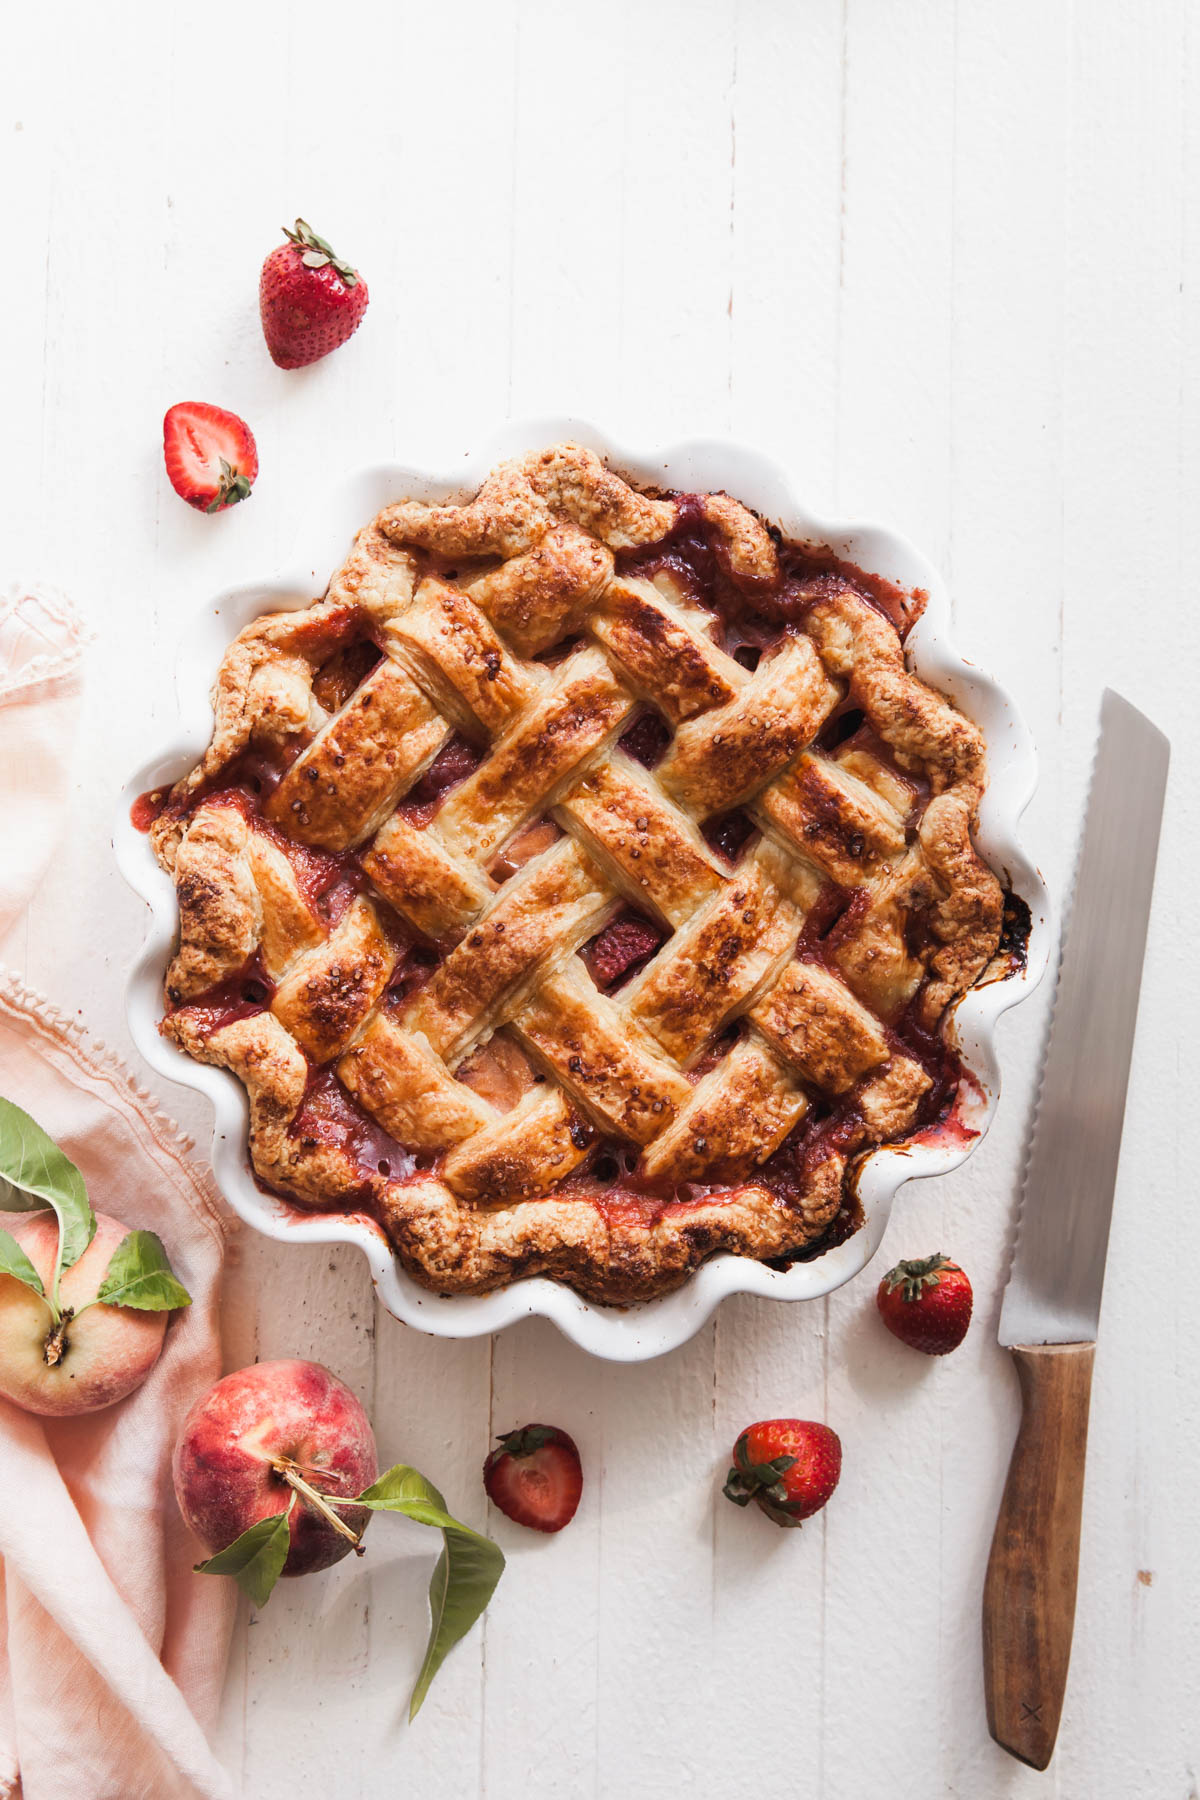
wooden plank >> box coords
[939,4,1072,1792]
[711,4,846,1789]
[1051,1,1197,1792]
[487,9,739,1791]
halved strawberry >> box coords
[163,402,258,514]
[483,1424,582,1534]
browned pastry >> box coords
[145,444,1007,1304]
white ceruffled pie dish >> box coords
[116,420,1049,1363]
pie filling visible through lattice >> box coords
[139,445,1021,1305]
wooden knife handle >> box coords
[982,1341,1096,1770]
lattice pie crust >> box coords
[147,445,1006,1304]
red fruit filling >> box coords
[582,910,666,990]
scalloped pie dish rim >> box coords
[116,419,1049,1362]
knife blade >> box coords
[999,688,1170,1347]
[983,689,1169,1771]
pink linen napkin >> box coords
[0,587,236,1800]
[0,584,88,937]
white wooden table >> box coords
[3,3,1197,1794]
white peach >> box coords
[0,1211,168,1416]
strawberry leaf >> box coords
[94,1230,191,1311]
[356,1463,505,1719]
[195,1508,292,1607]
[0,1096,94,1303]
[282,217,358,285]
[206,460,253,514]
[0,1226,47,1300]
[494,1424,555,1458]
[882,1253,952,1303]
[722,1466,755,1506]
[723,1440,797,1507]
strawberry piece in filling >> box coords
[582,911,666,991]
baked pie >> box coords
[141,444,1014,1304]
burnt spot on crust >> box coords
[174,870,232,951]
[995,890,1032,973]
[303,960,375,1035]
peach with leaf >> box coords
[176,1358,506,1718]
[0,1097,191,1416]
[173,1359,379,1579]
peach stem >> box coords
[42,1308,74,1367]
[272,1459,365,1555]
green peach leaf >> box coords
[356,1463,505,1719]
[0,1096,94,1294]
[95,1230,192,1311]
[195,1510,291,1608]
[0,1226,46,1300]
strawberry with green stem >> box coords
[876,1253,973,1356]
[723,1419,842,1527]
[259,218,370,369]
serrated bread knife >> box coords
[983,690,1169,1770]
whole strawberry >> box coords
[259,218,369,369]
[484,1424,582,1534]
[722,1419,842,1527]
[876,1252,973,1355]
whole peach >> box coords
[0,1211,169,1416]
[174,1359,378,1576]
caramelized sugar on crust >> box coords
[150,444,1006,1304]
